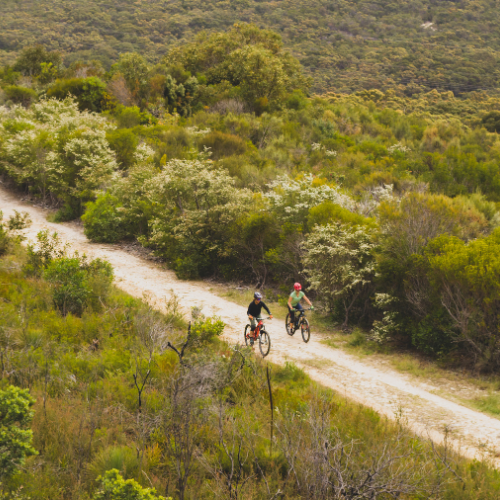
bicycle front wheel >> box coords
[285,313,295,336]
[300,318,310,343]
[244,325,252,346]
[259,330,271,357]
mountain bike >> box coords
[244,317,271,357]
[286,308,311,343]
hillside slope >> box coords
[3,184,500,467]
[2,0,500,94]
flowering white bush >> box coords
[0,97,117,205]
[265,174,355,222]
[357,184,395,216]
[185,126,211,136]
[388,143,411,154]
[143,159,253,276]
[311,143,337,157]
[303,222,376,326]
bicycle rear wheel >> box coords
[244,325,252,346]
[285,313,295,336]
[300,318,310,343]
[259,330,271,357]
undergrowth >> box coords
[0,244,499,499]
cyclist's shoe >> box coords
[249,337,254,346]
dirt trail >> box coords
[2,185,500,465]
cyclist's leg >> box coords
[250,317,257,333]
[288,305,295,329]
[295,303,304,325]
[249,318,257,345]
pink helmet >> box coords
[294,282,302,291]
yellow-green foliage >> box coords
[308,201,376,229]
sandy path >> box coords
[2,185,500,465]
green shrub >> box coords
[0,210,30,256]
[3,85,37,107]
[24,230,68,277]
[198,131,247,160]
[106,129,138,169]
[409,310,454,357]
[46,77,107,112]
[44,257,91,317]
[190,317,225,346]
[482,111,500,133]
[53,202,81,223]
[82,194,130,243]
[114,106,155,128]
[0,386,37,480]
[93,469,168,500]
[308,201,375,229]
[43,255,113,317]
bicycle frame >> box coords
[248,317,270,340]
[253,319,264,338]
[291,307,311,322]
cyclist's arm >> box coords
[288,296,293,308]
[262,302,271,316]
[304,295,313,307]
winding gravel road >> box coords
[2,184,500,465]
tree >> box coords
[93,469,169,500]
[46,77,107,112]
[303,223,376,327]
[1,98,117,210]
[13,45,61,77]
[114,53,151,105]
[426,229,500,369]
[0,386,37,480]
[482,111,500,133]
[165,23,310,109]
[44,255,113,317]
[144,159,252,278]
[106,128,139,169]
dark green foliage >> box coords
[12,45,61,78]
[113,106,154,128]
[106,129,138,169]
[43,255,113,317]
[0,386,37,480]
[52,203,81,223]
[166,23,310,109]
[3,85,37,107]
[82,194,131,243]
[46,77,107,112]
[482,111,500,133]
[44,258,91,317]
[408,310,454,357]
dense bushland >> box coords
[2,26,500,369]
[3,0,500,96]
[1,241,500,499]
